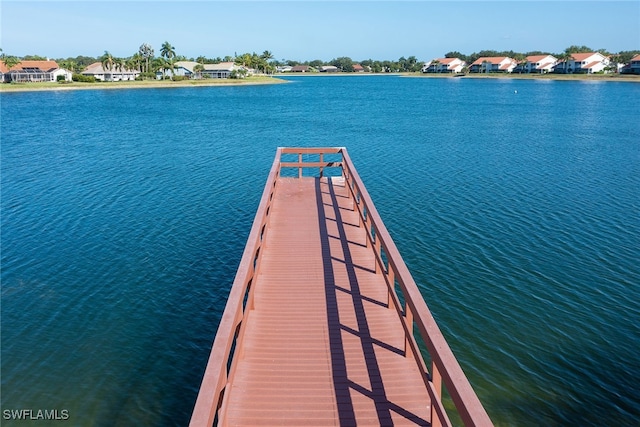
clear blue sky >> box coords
[2,1,639,61]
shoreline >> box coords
[0,76,289,93]
[403,72,640,83]
[2,72,638,93]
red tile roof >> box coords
[582,61,601,70]
[631,54,640,62]
[0,60,59,73]
[527,55,552,62]
[291,65,309,72]
[471,56,511,65]
[571,52,597,61]
[536,62,554,70]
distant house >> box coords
[320,65,338,73]
[469,57,517,73]
[0,60,72,82]
[621,54,640,75]
[291,65,310,73]
[553,52,610,74]
[277,65,293,73]
[82,62,139,81]
[353,64,365,72]
[423,57,466,73]
[517,55,557,73]
[155,61,244,79]
[157,61,198,79]
[52,68,73,82]
[203,62,243,78]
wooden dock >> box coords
[190,148,492,427]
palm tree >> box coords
[160,41,176,61]
[166,58,176,79]
[101,51,115,81]
[262,50,273,62]
[558,52,574,74]
[130,52,143,73]
[235,53,252,68]
[511,54,526,74]
[114,57,125,81]
[58,59,76,74]
[154,57,167,79]
[482,60,491,74]
[3,55,22,70]
[261,50,274,74]
[138,43,154,74]
[193,63,204,79]
[607,54,620,73]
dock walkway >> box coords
[190,148,492,427]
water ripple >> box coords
[2,77,639,426]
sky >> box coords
[1,1,639,61]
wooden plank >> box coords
[221,177,431,426]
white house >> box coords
[469,57,517,73]
[554,52,610,74]
[82,62,139,81]
[203,62,243,78]
[156,61,203,79]
[423,57,466,73]
[522,55,557,73]
[154,61,245,79]
[157,60,198,79]
[52,68,73,82]
[621,54,640,75]
[320,65,338,72]
[1,60,68,82]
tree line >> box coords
[2,43,639,76]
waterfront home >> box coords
[469,57,517,73]
[0,60,72,83]
[291,65,311,72]
[203,62,244,78]
[519,55,558,73]
[320,65,338,72]
[423,57,466,73]
[553,52,610,74]
[353,64,365,72]
[82,62,139,81]
[277,65,293,73]
[156,60,198,79]
[155,61,244,79]
[621,54,640,74]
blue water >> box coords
[2,76,639,426]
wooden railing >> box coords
[340,149,493,427]
[190,147,492,427]
[189,148,283,427]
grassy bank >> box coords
[3,73,638,93]
[0,76,288,93]
[405,72,640,82]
